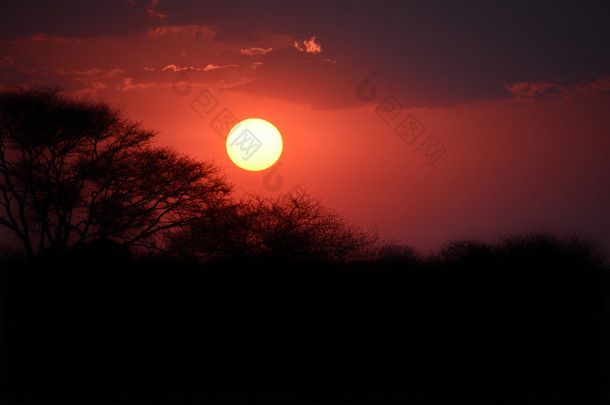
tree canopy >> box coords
[0,88,230,256]
[170,192,377,263]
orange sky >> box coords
[121,84,610,254]
[1,1,609,255]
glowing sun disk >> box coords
[226,118,283,171]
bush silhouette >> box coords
[170,192,377,263]
[500,232,606,269]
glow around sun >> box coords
[226,118,283,171]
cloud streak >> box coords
[240,47,273,56]
[161,64,238,72]
[504,77,610,101]
[116,77,156,92]
[146,25,218,39]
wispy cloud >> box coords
[504,76,610,101]
[146,25,218,39]
[116,77,156,91]
[503,82,570,101]
[0,60,126,98]
[0,56,14,67]
[240,47,273,56]
[294,36,322,54]
[161,64,238,72]
[147,0,167,19]
[574,76,610,95]
[61,68,125,98]
[9,34,82,45]
[203,63,239,71]
[161,64,200,72]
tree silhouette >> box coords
[500,232,606,268]
[0,88,230,256]
[170,192,377,263]
[433,233,606,270]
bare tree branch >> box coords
[0,88,230,256]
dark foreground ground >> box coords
[1,253,609,405]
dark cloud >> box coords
[1,0,609,108]
[228,46,363,110]
[0,0,152,40]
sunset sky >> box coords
[1,0,609,255]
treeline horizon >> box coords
[0,88,607,269]
[3,229,609,405]
[1,229,607,270]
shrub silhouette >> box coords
[428,233,606,272]
[438,239,496,265]
[170,192,377,263]
[500,232,606,269]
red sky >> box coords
[1,0,609,255]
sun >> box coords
[226,118,283,171]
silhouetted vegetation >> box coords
[0,88,229,256]
[0,89,609,405]
[169,192,377,263]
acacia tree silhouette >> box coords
[0,88,230,257]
